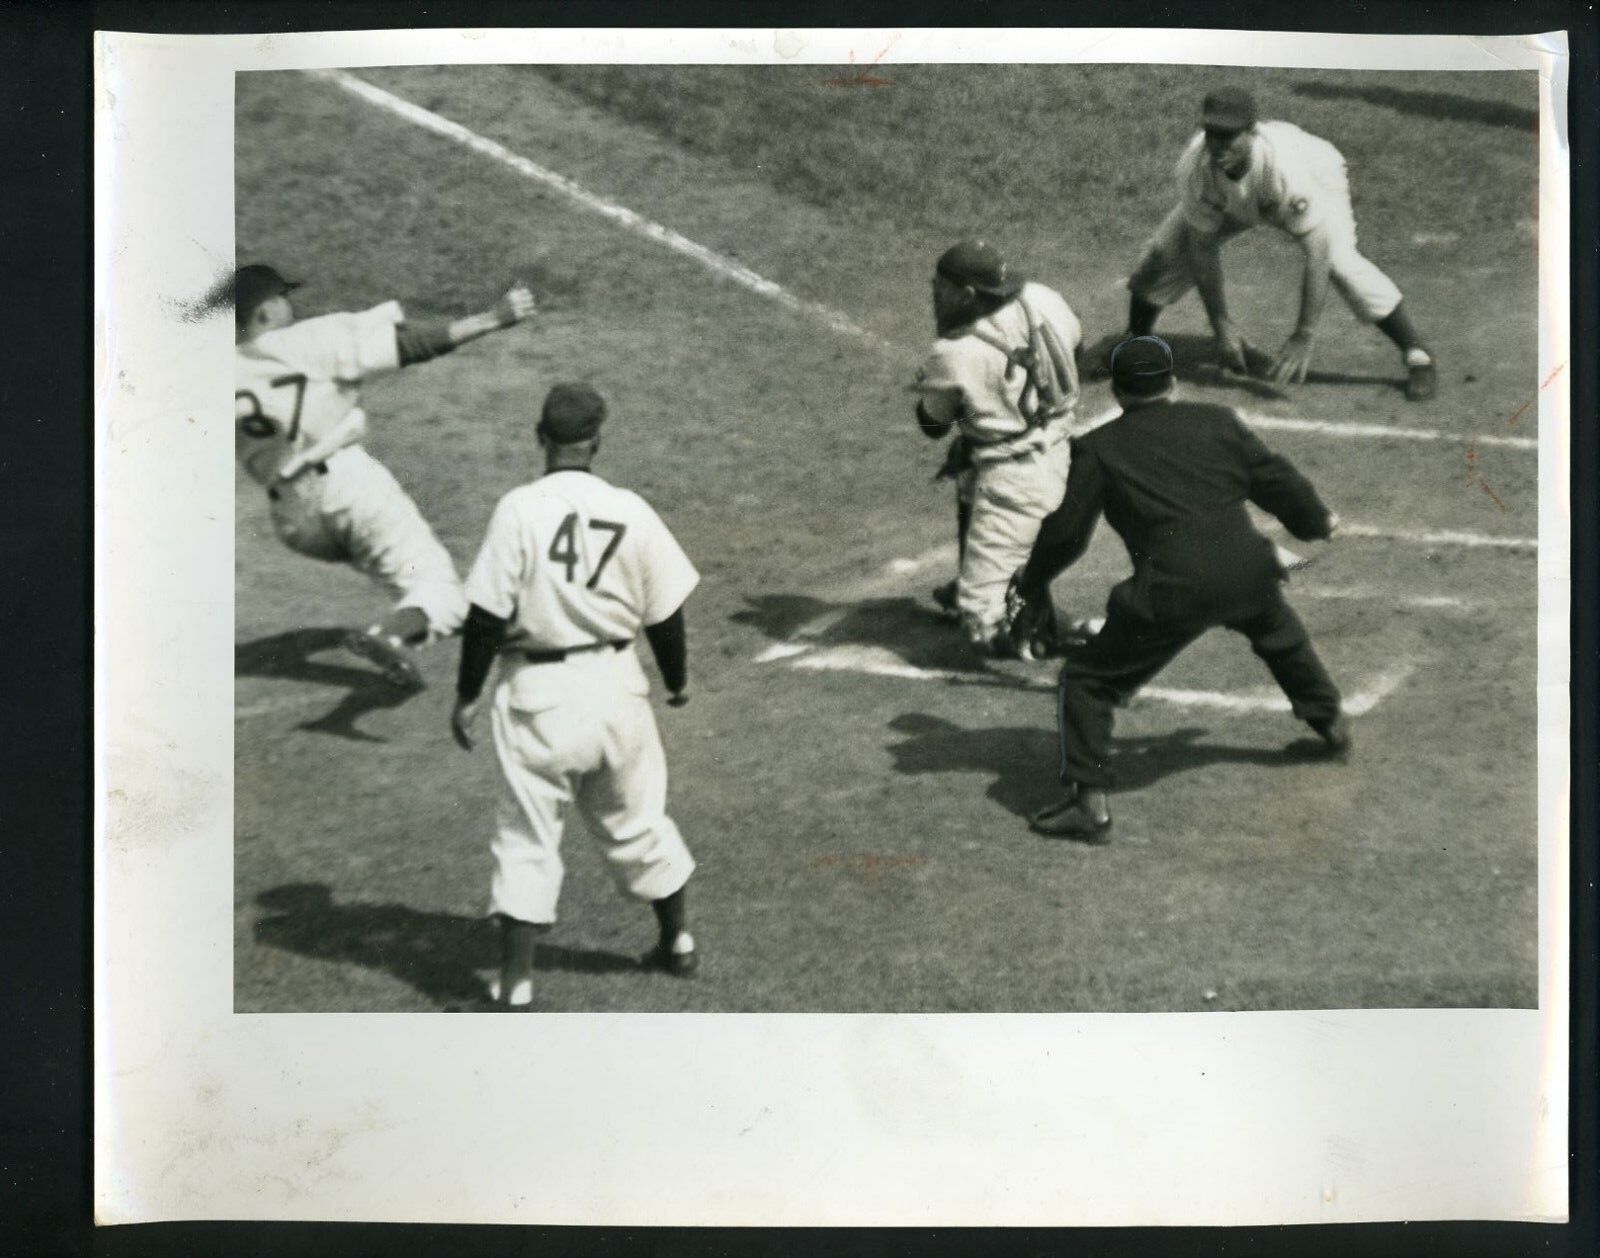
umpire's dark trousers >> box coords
[1055,584,1341,788]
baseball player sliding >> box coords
[451,383,700,1009]
[233,264,536,688]
[911,241,1084,654]
[1124,88,1438,401]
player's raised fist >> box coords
[497,284,537,325]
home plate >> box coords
[786,643,1411,716]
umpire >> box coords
[1011,335,1350,843]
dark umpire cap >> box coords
[1202,87,1258,132]
[539,382,607,443]
[936,239,1023,300]
[1109,335,1175,395]
[234,264,300,325]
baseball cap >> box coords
[1201,87,1258,132]
[936,240,1023,300]
[539,382,607,443]
[234,264,300,325]
[1109,335,1175,395]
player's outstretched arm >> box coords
[396,284,537,367]
[1272,227,1332,387]
[448,283,537,345]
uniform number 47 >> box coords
[549,513,627,588]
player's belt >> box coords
[514,640,630,665]
[267,462,329,501]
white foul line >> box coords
[1081,405,1536,452]
[311,70,1535,458]
[1336,522,1536,550]
[789,644,1412,716]
[1239,410,1535,452]
[305,69,893,352]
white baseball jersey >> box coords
[235,301,405,486]
[1178,120,1345,240]
[466,469,699,656]
[469,468,700,925]
[912,281,1083,461]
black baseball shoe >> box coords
[1405,358,1438,402]
[1306,714,1354,758]
[642,937,699,978]
[931,580,960,622]
[1029,794,1114,844]
[344,629,425,690]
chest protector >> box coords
[968,296,1079,428]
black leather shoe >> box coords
[1030,796,1113,844]
[1405,360,1438,402]
[931,580,960,621]
[642,942,699,978]
[1308,714,1353,756]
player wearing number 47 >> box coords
[451,383,701,1008]
[1123,88,1438,401]
[233,264,536,689]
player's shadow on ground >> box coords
[1083,331,1401,397]
[886,713,1301,818]
[235,627,421,743]
[733,593,1001,676]
[251,882,640,1010]
[1290,81,1537,132]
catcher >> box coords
[1006,336,1350,844]
[911,240,1084,655]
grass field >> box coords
[234,63,1541,1012]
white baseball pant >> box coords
[1129,180,1403,323]
[268,446,468,638]
[487,650,695,925]
[958,436,1071,644]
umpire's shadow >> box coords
[251,882,640,1010]
[733,593,992,674]
[886,713,1299,818]
[235,627,422,743]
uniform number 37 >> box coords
[548,513,626,588]
[236,373,308,440]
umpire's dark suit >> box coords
[1017,392,1343,789]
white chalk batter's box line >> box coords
[781,643,1413,718]
[311,70,1539,457]
[751,529,1535,715]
